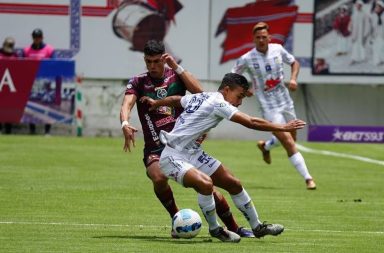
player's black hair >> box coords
[144,40,165,56]
[218,73,250,91]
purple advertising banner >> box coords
[308,125,384,143]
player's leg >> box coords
[213,188,254,237]
[210,164,284,238]
[193,150,253,237]
[160,150,240,243]
[272,131,316,190]
[257,135,278,164]
[257,110,284,164]
[145,154,178,218]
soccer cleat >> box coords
[236,227,255,238]
[306,179,317,190]
[252,222,284,238]
[210,226,241,243]
[257,140,271,164]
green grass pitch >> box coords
[1,135,383,252]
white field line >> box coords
[296,144,384,166]
[1,221,383,235]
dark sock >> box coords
[154,186,178,218]
[213,191,239,232]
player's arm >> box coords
[288,60,300,91]
[230,111,306,132]
[162,53,203,94]
[120,93,138,152]
[178,71,203,94]
[140,95,182,111]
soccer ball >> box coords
[172,209,202,239]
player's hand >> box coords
[284,119,306,131]
[162,53,178,70]
[139,96,157,111]
[288,79,298,91]
[122,124,138,152]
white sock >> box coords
[265,135,280,151]
[289,152,312,180]
[231,189,261,230]
[198,193,220,230]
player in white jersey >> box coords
[231,22,316,190]
[140,73,306,242]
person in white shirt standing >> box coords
[231,22,316,190]
[140,73,306,242]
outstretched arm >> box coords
[140,95,183,111]
[230,111,306,132]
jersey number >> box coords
[185,97,204,113]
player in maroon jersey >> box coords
[120,40,254,238]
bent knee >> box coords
[149,172,168,187]
[195,175,213,195]
[229,177,243,194]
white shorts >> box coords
[263,105,296,124]
[159,145,221,185]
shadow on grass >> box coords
[93,235,214,244]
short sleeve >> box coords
[124,78,139,96]
[280,45,295,65]
[231,56,247,74]
[213,100,239,120]
[180,94,195,108]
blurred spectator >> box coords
[333,5,351,56]
[0,37,18,134]
[0,37,18,59]
[23,28,55,135]
[23,29,55,59]
[350,0,370,64]
[371,0,384,65]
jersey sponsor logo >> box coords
[144,113,160,143]
[265,64,272,72]
[264,78,281,91]
[155,115,176,127]
[156,106,172,116]
[144,83,154,89]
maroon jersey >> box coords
[125,67,187,151]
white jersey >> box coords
[232,43,295,112]
[160,92,238,152]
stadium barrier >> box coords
[0,59,75,126]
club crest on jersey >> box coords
[156,88,168,99]
[126,83,133,89]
